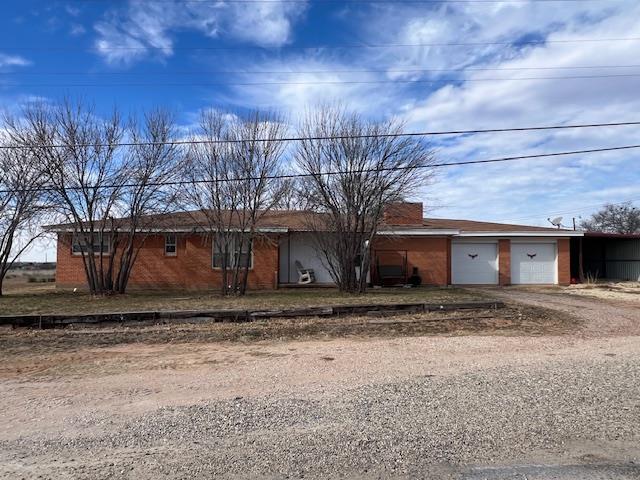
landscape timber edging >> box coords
[0,301,504,328]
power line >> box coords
[5,36,640,52]
[6,73,640,88]
[494,197,640,223]
[67,0,625,3]
[2,121,640,150]
[2,144,640,195]
[4,64,640,76]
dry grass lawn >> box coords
[0,279,487,316]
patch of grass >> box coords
[0,287,487,316]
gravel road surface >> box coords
[1,291,639,479]
[2,345,639,479]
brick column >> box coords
[498,239,511,286]
[557,238,571,285]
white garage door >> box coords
[451,242,498,285]
[511,243,556,284]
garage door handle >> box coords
[527,253,537,259]
[468,253,478,259]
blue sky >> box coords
[2,0,640,260]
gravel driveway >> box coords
[479,287,640,337]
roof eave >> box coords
[455,231,584,237]
[378,229,461,236]
[47,226,289,234]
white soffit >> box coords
[455,231,583,237]
[378,229,460,236]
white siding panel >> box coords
[279,232,335,284]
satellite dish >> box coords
[548,216,563,228]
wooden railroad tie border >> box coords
[0,301,504,329]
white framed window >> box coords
[72,233,110,255]
[212,233,253,270]
[164,234,177,256]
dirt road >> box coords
[1,292,639,479]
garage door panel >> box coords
[511,243,556,284]
[451,242,498,285]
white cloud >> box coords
[94,0,307,65]
[210,55,409,119]
[227,2,305,46]
[70,23,86,36]
[90,0,639,227]
[0,53,30,68]
[362,0,640,226]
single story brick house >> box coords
[49,202,582,290]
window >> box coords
[212,233,253,269]
[72,233,110,255]
[165,234,177,256]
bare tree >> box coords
[112,109,183,293]
[7,100,181,295]
[182,109,288,295]
[0,136,49,295]
[274,178,311,210]
[296,106,435,293]
[6,100,125,295]
[581,202,640,234]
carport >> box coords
[571,232,640,282]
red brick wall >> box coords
[56,234,86,287]
[498,239,511,286]
[557,238,571,285]
[372,236,449,286]
[56,233,279,290]
[383,202,424,226]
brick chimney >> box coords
[383,202,424,226]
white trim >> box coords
[49,226,288,234]
[49,224,583,237]
[449,238,502,244]
[379,229,460,236]
[455,231,582,237]
[510,238,561,243]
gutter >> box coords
[454,231,584,237]
[45,226,289,234]
[378,229,460,236]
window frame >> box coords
[164,234,177,257]
[71,233,111,256]
[212,233,253,270]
